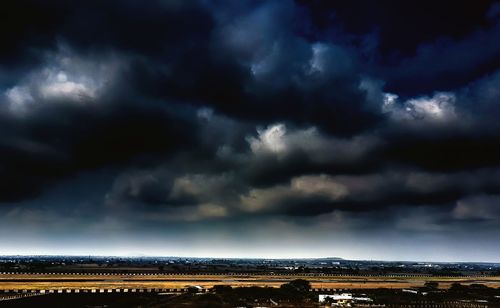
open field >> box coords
[1,273,500,291]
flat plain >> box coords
[1,273,500,291]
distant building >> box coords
[184,285,204,293]
[319,293,373,307]
[402,289,418,294]
[402,288,427,295]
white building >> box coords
[319,293,373,306]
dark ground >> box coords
[0,294,164,308]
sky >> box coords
[1,0,500,262]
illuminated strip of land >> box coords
[1,273,500,291]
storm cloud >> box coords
[1,0,500,261]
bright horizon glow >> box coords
[0,249,498,263]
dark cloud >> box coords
[0,0,212,63]
[0,103,196,202]
[0,52,198,202]
[122,0,384,136]
[1,0,500,259]
[295,0,495,56]
[296,0,500,96]
[379,21,500,96]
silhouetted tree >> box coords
[424,281,439,290]
[284,279,311,293]
[187,287,200,294]
[212,285,232,294]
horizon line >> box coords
[1,254,499,264]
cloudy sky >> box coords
[1,0,500,262]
